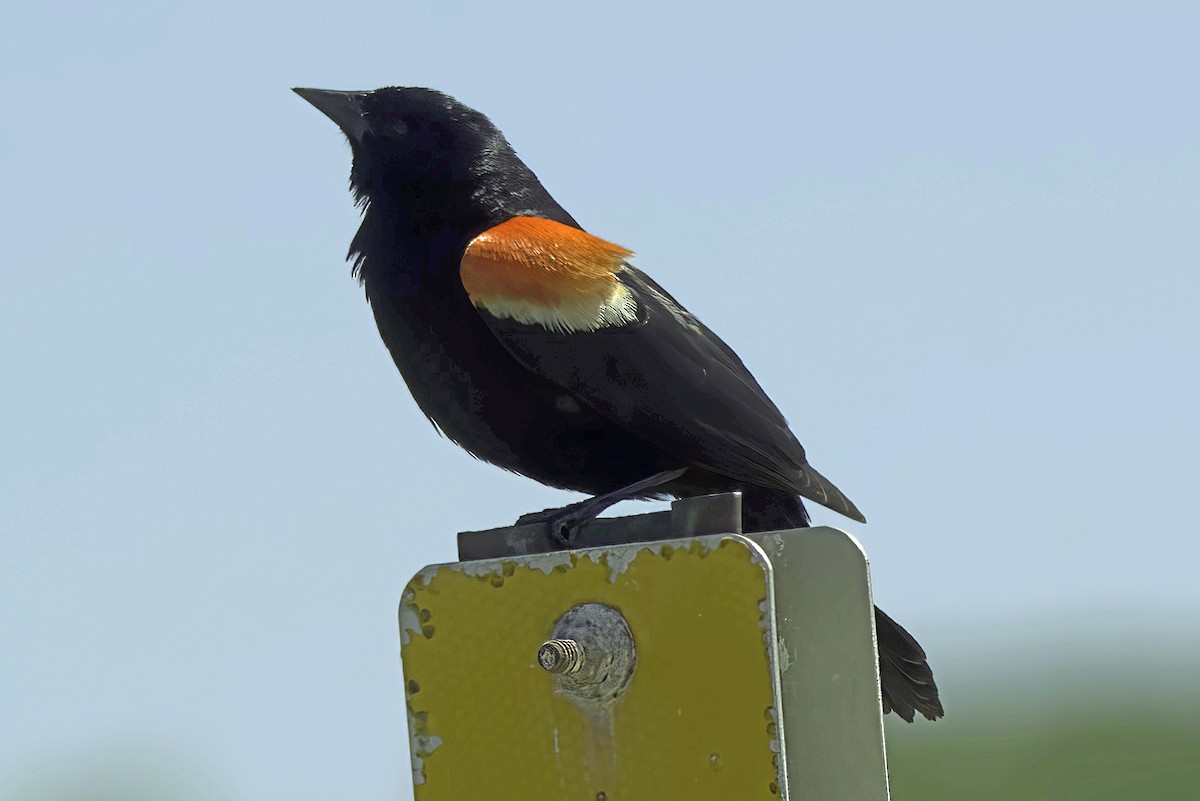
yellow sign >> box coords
[400,535,784,800]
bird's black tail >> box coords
[874,607,943,721]
[738,486,944,722]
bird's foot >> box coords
[513,467,690,549]
[516,500,603,547]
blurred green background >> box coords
[888,669,1200,799]
[6,636,1197,799]
[890,707,1200,801]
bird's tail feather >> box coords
[875,607,944,721]
[795,463,866,523]
[737,487,943,722]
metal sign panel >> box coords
[749,527,890,800]
[400,535,785,800]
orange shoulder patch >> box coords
[461,217,639,333]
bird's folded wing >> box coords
[459,217,864,522]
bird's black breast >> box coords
[361,265,677,494]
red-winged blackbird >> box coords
[295,86,942,722]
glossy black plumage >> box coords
[295,86,942,721]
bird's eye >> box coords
[390,118,409,137]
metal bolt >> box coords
[540,604,636,708]
[538,638,585,674]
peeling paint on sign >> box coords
[399,534,785,800]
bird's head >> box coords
[295,85,577,258]
[294,86,516,207]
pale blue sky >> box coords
[2,1,1198,798]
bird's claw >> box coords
[515,503,591,548]
[514,468,689,549]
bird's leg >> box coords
[516,468,689,547]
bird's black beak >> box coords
[293,88,371,144]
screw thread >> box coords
[538,638,584,674]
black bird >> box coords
[294,86,943,721]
